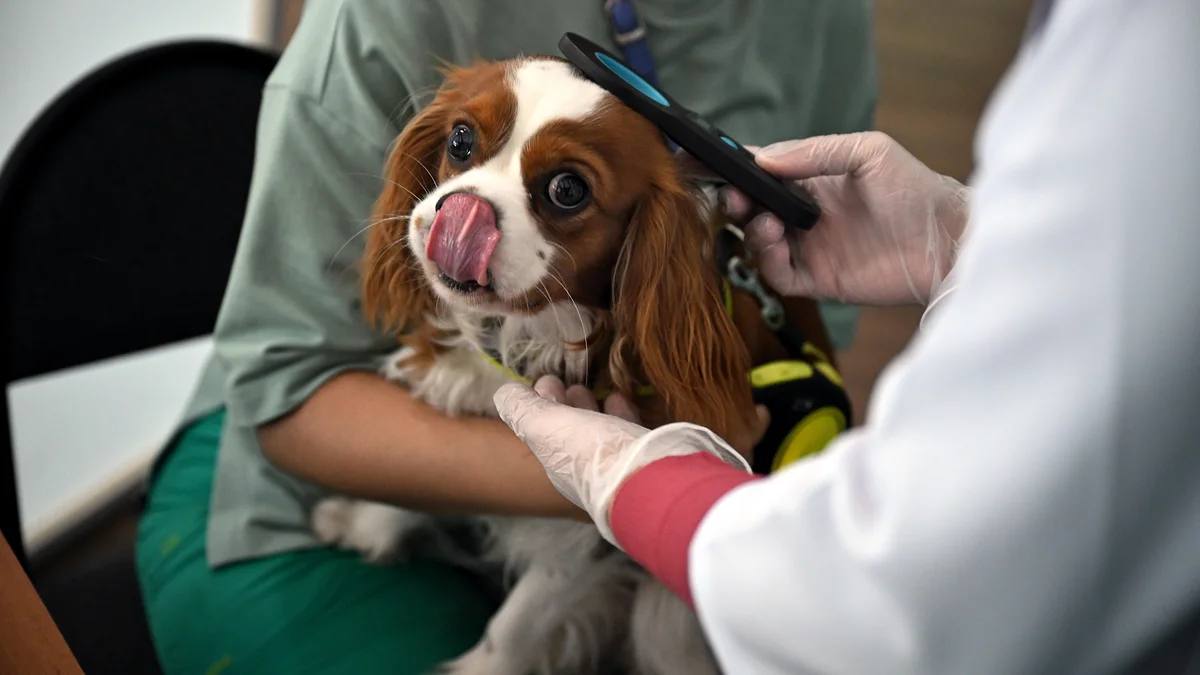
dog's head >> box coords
[363,58,755,438]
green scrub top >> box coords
[189,0,876,567]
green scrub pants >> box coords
[135,410,494,674]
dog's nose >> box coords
[426,192,501,286]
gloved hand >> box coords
[723,131,970,305]
[494,376,751,545]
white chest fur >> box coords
[386,301,600,418]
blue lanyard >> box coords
[604,0,679,150]
[604,0,660,86]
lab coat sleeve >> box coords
[689,1,1200,673]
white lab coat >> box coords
[690,0,1200,672]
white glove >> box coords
[723,131,970,305]
[494,376,751,545]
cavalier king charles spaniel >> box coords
[311,57,830,675]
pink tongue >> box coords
[425,193,501,286]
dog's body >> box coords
[314,304,715,674]
[314,296,718,673]
[311,57,829,674]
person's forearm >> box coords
[258,371,581,518]
[610,454,760,606]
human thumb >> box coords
[493,382,555,438]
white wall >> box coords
[0,1,273,553]
[0,0,272,166]
[9,338,214,553]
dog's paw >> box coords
[311,499,415,564]
[345,502,412,563]
[311,497,353,545]
[382,346,421,384]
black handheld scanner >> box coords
[558,32,820,230]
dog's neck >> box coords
[431,303,607,386]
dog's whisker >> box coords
[328,215,413,270]
[371,235,414,267]
[390,149,440,192]
[387,84,439,125]
[381,176,428,204]
[544,270,589,383]
[534,281,557,320]
[545,241,579,273]
[369,214,413,225]
[351,172,430,205]
[527,280,575,378]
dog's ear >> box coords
[360,92,450,335]
[609,179,756,441]
[672,148,725,185]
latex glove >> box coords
[494,376,751,545]
[723,131,970,305]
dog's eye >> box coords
[546,172,590,210]
[447,124,474,162]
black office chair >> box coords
[0,40,276,673]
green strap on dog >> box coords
[477,278,736,400]
[477,349,656,399]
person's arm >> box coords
[608,453,757,606]
[259,371,579,517]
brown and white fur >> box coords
[311,57,829,675]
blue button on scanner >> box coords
[720,135,739,149]
[595,52,670,107]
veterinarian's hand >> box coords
[722,132,970,305]
[494,376,751,545]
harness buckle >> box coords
[727,256,785,331]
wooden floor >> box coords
[837,0,1032,421]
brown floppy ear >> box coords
[609,181,756,441]
[360,96,449,335]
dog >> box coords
[311,57,831,674]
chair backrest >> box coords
[0,41,278,565]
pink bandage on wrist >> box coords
[610,452,760,606]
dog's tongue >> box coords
[426,193,501,286]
